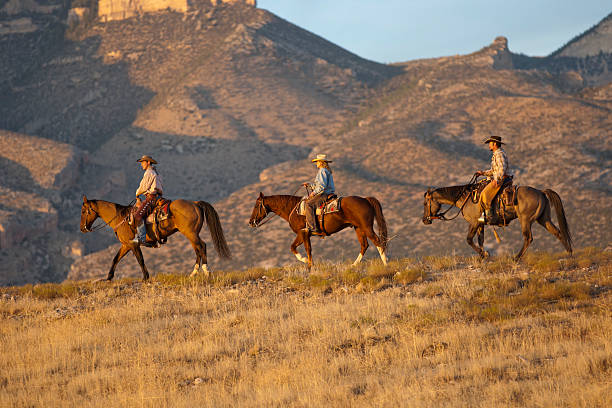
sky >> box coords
[257,0,611,63]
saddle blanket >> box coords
[298,197,342,216]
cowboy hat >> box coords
[483,135,505,145]
[136,155,158,164]
[311,154,333,163]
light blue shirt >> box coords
[310,168,335,196]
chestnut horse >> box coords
[422,181,572,260]
[80,195,230,280]
[248,192,388,269]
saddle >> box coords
[148,198,172,245]
[298,194,342,216]
[298,194,342,236]
[472,177,517,225]
[129,197,172,246]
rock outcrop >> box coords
[98,0,188,22]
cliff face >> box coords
[97,0,256,22]
[98,0,188,22]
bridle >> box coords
[251,198,275,228]
[251,185,303,229]
[82,204,106,232]
[424,175,479,222]
[82,200,135,233]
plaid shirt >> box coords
[483,148,511,182]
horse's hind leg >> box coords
[362,226,388,266]
[537,214,571,253]
[352,228,369,265]
[106,245,131,281]
[186,233,207,277]
[131,246,150,281]
[515,218,534,261]
[291,235,307,264]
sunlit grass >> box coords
[1,249,610,406]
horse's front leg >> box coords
[467,224,487,258]
[131,245,150,280]
[291,235,307,263]
[106,245,131,281]
[477,225,488,258]
[300,230,313,271]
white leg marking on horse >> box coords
[377,246,388,266]
[295,253,307,263]
[352,253,363,266]
[201,264,210,277]
[189,264,199,277]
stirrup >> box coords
[478,213,486,224]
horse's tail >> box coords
[543,189,573,254]
[196,201,231,259]
[366,197,388,251]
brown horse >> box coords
[248,192,388,269]
[80,195,230,280]
[422,181,572,260]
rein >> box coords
[84,200,136,233]
[253,185,303,228]
[427,175,479,222]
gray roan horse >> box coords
[422,179,572,260]
[80,196,231,280]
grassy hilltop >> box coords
[1,248,611,407]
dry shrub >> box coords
[423,255,459,271]
[341,268,363,285]
[482,256,516,274]
[393,266,428,285]
[366,260,395,279]
[19,282,81,300]
[308,274,332,292]
[524,251,561,273]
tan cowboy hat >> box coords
[483,135,506,145]
[136,155,158,164]
[311,154,333,163]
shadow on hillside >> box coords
[0,36,155,152]
[87,127,311,205]
[0,157,37,193]
[412,120,489,162]
[340,160,427,190]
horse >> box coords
[80,195,231,280]
[422,179,572,260]
[248,192,388,270]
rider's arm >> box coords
[311,169,328,196]
[136,170,154,197]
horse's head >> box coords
[248,192,268,228]
[80,195,98,232]
[423,189,441,225]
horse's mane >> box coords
[434,184,475,201]
[264,195,303,214]
[92,199,133,215]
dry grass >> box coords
[0,249,611,407]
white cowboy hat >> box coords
[311,154,332,163]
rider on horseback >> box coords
[302,154,335,234]
[130,155,164,246]
[475,135,512,224]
